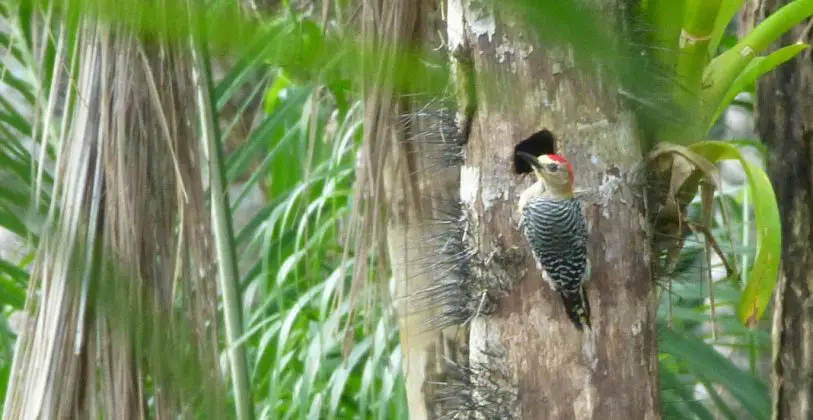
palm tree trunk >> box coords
[448,2,660,418]
[743,2,813,419]
[3,6,224,418]
[359,0,470,418]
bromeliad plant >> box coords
[642,0,810,326]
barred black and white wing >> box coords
[520,196,591,329]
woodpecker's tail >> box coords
[559,287,591,330]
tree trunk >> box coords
[447,1,659,418]
[360,1,469,419]
[744,2,813,419]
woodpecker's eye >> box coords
[547,163,559,172]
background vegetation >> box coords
[0,0,807,418]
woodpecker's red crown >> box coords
[544,154,575,184]
[515,151,575,197]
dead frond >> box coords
[4,6,224,419]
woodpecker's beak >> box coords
[516,151,543,172]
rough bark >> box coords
[743,2,813,419]
[447,1,659,418]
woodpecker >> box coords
[516,151,591,330]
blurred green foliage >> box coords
[0,0,805,418]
